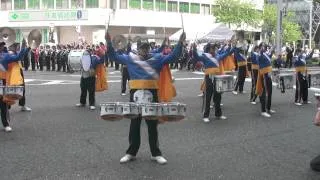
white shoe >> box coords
[250,101,256,105]
[76,103,85,107]
[216,115,227,120]
[203,118,210,123]
[268,109,276,114]
[151,156,167,165]
[120,154,135,163]
[198,93,204,97]
[220,103,224,106]
[210,105,213,109]
[89,106,96,110]
[4,126,12,132]
[303,101,311,104]
[295,102,302,106]
[21,106,32,111]
[232,91,238,95]
[261,112,271,118]
[121,93,126,96]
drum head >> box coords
[81,51,91,71]
[133,90,153,103]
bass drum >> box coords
[68,50,91,73]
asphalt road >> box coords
[0,69,320,180]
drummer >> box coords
[293,48,314,106]
[250,46,259,104]
[0,40,29,132]
[255,43,275,117]
[75,49,104,110]
[106,31,185,165]
[192,42,234,123]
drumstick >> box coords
[106,14,111,31]
[180,14,184,32]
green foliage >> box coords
[213,0,261,28]
[261,4,302,42]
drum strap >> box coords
[204,53,218,67]
[129,52,158,79]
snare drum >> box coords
[309,72,320,87]
[141,103,162,120]
[121,102,140,119]
[161,102,186,122]
[3,86,24,100]
[214,75,234,92]
[277,73,294,90]
[100,102,123,121]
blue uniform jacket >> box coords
[192,47,233,69]
[0,48,28,71]
[258,51,272,70]
[294,52,313,67]
[107,41,182,80]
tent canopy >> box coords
[169,23,234,43]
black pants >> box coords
[259,73,272,112]
[203,75,222,118]
[0,79,9,127]
[18,68,26,107]
[121,67,130,93]
[234,65,246,92]
[285,56,293,68]
[126,89,162,157]
[295,72,308,103]
[250,69,258,102]
[39,57,44,71]
[51,59,55,71]
[80,77,96,106]
[31,57,36,71]
[115,62,119,70]
[46,58,51,71]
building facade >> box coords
[0,0,263,45]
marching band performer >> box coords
[0,39,29,132]
[106,31,185,165]
[232,45,247,95]
[192,42,234,123]
[250,46,259,104]
[75,49,104,110]
[293,48,314,106]
[120,42,131,96]
[255,43,275,117]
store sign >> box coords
[8,10,88,22]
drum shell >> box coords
[68,50,90,72]
[141,103,162,120]
[277,73,294,89]
[309,72,320,87]
[121,102,140,119]
[161,103,186,122]
[100,103,123,121]
[3,86,24,100]
[214,75,234,92]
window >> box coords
[211,5,220,15]
[179,2,189,13]
[129,0,140,9]
[155,0,166,11]
[42,0,54,9]
[167,1,177,12]
[1,0,12,10]
[143,0,153,10]
[201,4,210,15]
[56,0,69,9]
[28,0,40,9]
[190,3,199,14]
[86,0,99,8]
[120,0,127,9]
[71,0,83,8]
[14,0,26,10]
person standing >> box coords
[192,42,234,122]
[255,43,275,118]
[233,46,247,94]
[0,40,29,132]
[106,31,185,165]
[250,46,259,104]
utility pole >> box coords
[276,0,283,55]
[309,0,313,49]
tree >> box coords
[213,0,261,28]
[261,4,302,43]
